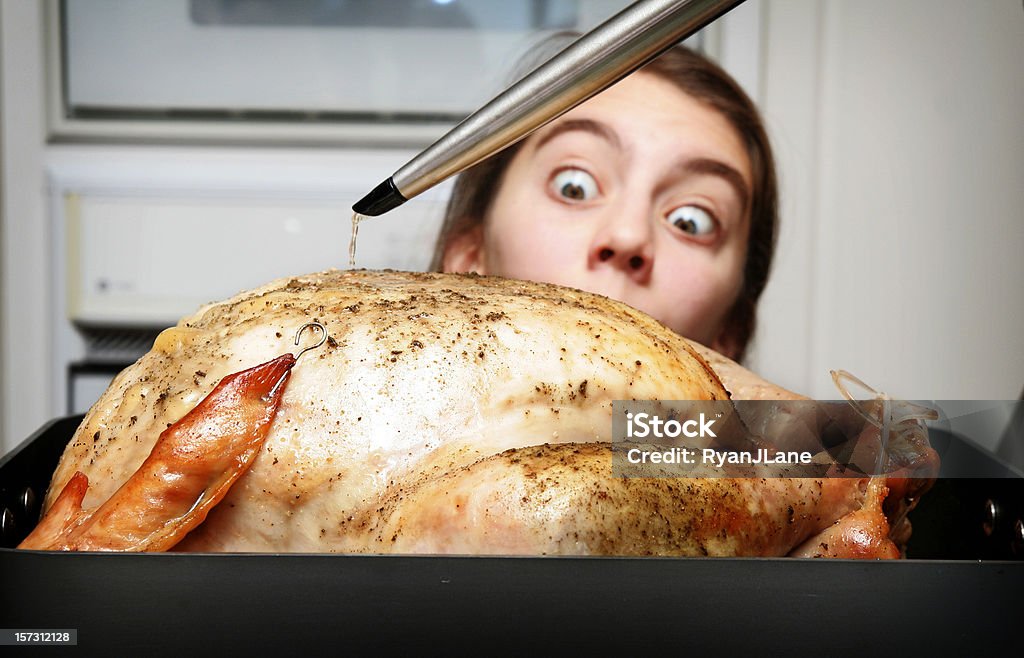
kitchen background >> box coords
[1,0,1022,457]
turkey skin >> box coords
[42,270,900,556]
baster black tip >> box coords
[352,177,407,216]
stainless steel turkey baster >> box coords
[352,0,746,217]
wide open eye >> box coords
[667,205,717,238]
[550,168,599,202]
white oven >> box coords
[47,144,452,414]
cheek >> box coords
[481,176,584,280]
[484,220,575,281]
[656,247,746,338]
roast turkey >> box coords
[30,270,932,556]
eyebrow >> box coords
[672,158,751,214]
[532,118,622,152]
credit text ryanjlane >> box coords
[625,447,813,467]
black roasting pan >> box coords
[1,415,1022,654]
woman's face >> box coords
[444,72,752,356]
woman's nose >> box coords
[588,209,655,281]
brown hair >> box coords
[430,35,778,363]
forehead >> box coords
[537,72,752,186]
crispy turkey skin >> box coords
[42,270,906,555]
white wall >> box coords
[0,0,49,453]
[0,4,4,454]
[750,0,1023,407]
